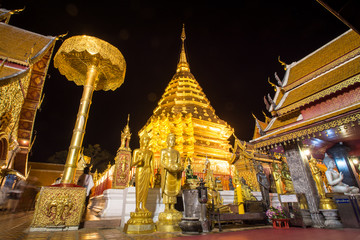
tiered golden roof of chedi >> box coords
[140,26,234,176]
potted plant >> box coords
[266,206,289,229]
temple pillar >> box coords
[284,142,324,228]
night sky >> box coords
[1,1,349,162]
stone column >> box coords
[284,143,324,228]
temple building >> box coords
[139,26,234,180]
[251,29,360,227]
[0,8,57,175]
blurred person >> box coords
[77,167,94,208]
[7,177,26,212]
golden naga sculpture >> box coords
[280,161,295,194]
[157,133,184,232]
[124,131,155,234]
[272,162,284,195]
[309,156,336,210]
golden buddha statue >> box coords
[206,169,230,213]
[157,133,184,232]
[281,161,295,193]
[124,131,155,234]
[309,157,326,198]
[154,168,161,188]
[272,162,284,195]
[132,131,154,212]
[240,177,257,201]
[308,156,336,210]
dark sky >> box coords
[1,0,348,162]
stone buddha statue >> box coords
[323,153,359,194]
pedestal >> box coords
[252,192,281,208]
[182,189,200,218]
[91,187,165,229]
[320,209,342,228]
[219,190,235,205]
[300,209,313,227]
[30,185,86,231]
[123,211,155,234]
[99,189,125,218]
[179,217,202,234]
[156,210,183,232]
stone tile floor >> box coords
[2,210,360,240]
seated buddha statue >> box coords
[323,153,359,194]
[240,177,257,201]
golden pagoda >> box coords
[140,25,234,178]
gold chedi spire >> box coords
[140,25,234,178]
[176,24,190,73]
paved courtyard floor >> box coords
[2,210,360,240]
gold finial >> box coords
[268,77,277,92]
[176,24,190,73]
[9,7,25,15]
[181,24,186,42]
[56,32,68,41]
[278,56,287,71]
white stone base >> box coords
[219,190,234,205]
[92,187,166,229]
[29,226,79,232]
[320,209,342,228]
[252,192,281,208]
[98,189,125,218]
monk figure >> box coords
[160,133,183,212]
[256,164,270,208]
[131,131,154,212]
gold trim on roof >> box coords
[283,47,360,92]
[253,108,360,149]
[286,30,360,86]
[276,73,360,116]
[0,22,55,64]
[0,68,29,87]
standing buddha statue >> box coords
[309,155,336,210]
[281,161,295,193]
[124,131,155,234]
[157,133,184,232]
[272,162,284,195]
